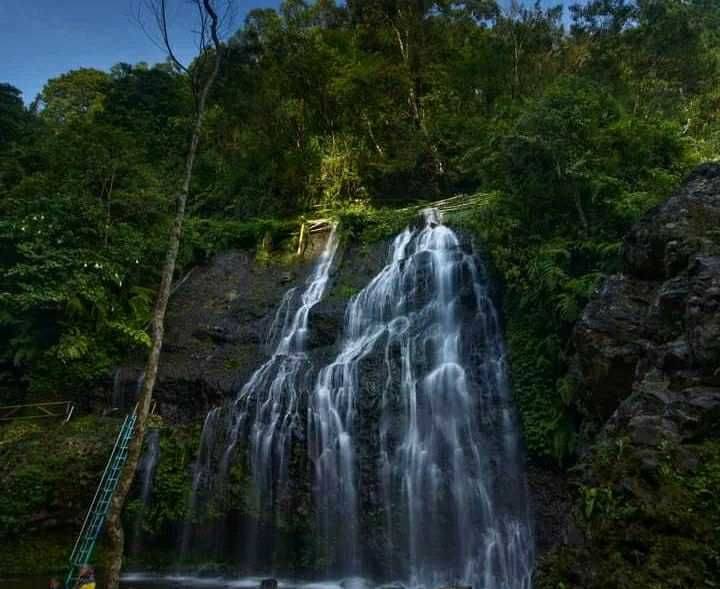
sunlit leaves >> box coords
[40,68,111,126]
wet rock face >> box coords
[687,256,720,372]
[116,233,352,423]
[143,234,390,425]
[574,163,720,437]
[573,277,658,422]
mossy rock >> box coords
[537,439,720,588]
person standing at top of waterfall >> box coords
[75,566,96,589]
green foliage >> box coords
[0,63,187,395]
[40,69,111,125]
[336,202,417,243]
[125,422,200,537]
[182,217,295,263]
[505,317,576,464]
[0,530,74,577]
[539,438,720,588]
[0,83,28,146]
[308,134,368,206]
[1,0,719,472]
[0,416,117,536]
[450,71,694,464]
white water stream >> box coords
[178,213,533,588]
[308,210,533,588]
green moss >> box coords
[223,358,241,370]
[329,284,361,301]
[124,421,199,538]
[0,416,120,575]
[0,530,70,576]
[538,439,720,588]
[0,416,118,536]
[337,202,416,243]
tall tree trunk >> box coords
[103,3,223,588]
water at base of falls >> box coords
[119,574,388,589]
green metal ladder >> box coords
[65,407,138,589]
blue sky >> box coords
[1,0,577,103]
[0,0,280,102]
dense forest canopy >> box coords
[2,0,719,463]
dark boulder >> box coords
[687,256,720,372]
[260,579,278,589]
[574,164,720,428]
[623,163,720,280]
[573,276,658,421]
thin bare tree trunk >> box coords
[104,3,223,588]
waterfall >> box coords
[111,368,144,411]
[131,429,160,555]
[177,214,532,587]
[309,209,534,588]
[225,224,339,505]
[179,407,224,559]
[181,226,340,565]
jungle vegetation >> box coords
[2,0,720,464]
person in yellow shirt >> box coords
[76,566,96,589]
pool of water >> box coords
[0,575,378,589]
[121,575,379,589]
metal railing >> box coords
[64,406,138,588]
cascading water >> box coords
[176,214,532,587]
[181,226,340,565]
[227,224,339,512]
[179,407,223,559]
[130,429,160,555]
[111,368,144,411]
[309,209,533,589]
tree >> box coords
[0,83,31,191]
[40,69,111,125]
[0,83,26,146]
[103,2,227,587]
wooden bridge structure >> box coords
[0,400,75,422]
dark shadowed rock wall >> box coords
[539,163,720,588]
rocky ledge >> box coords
[574,163,720,441]
[539,163,720,588]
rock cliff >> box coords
[540,163,720,588]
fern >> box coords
[54,330,91,361]
[108,321,151,348]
